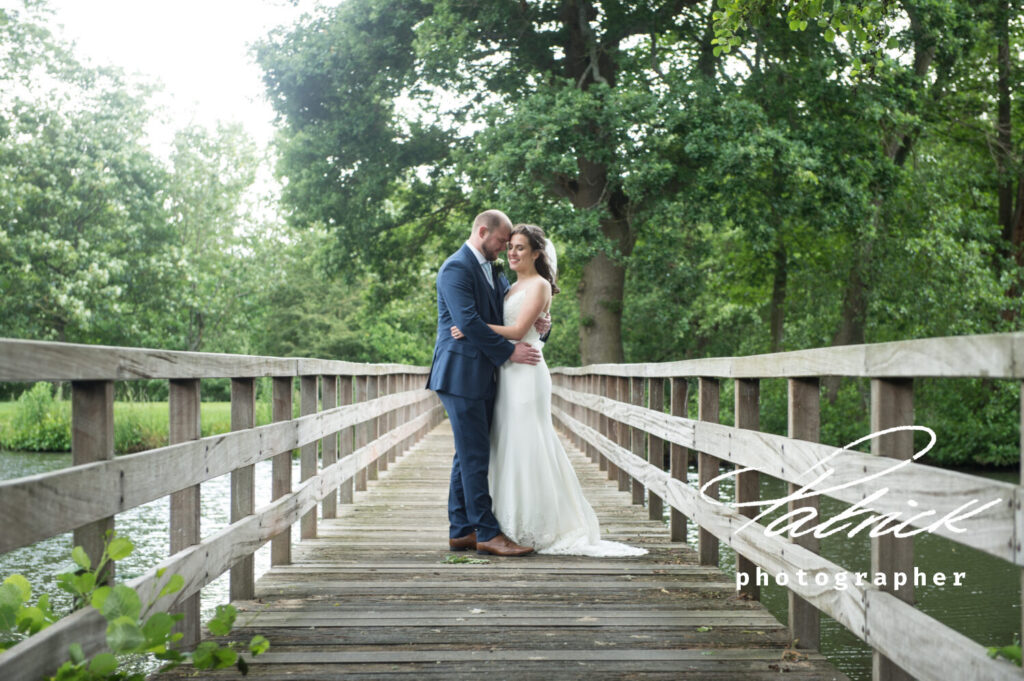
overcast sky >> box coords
[36,0,335,154]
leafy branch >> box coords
[0,531,269,680]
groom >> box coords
[427,209,543,557]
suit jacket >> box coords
[426,244,514,399]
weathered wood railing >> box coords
[0,339,442,681]
[551,332,1024,681]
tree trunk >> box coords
[579,250,626,363]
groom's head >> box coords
[470,210,513,261]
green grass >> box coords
[0,399,275,454]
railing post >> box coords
[871,378,915,681]
[230,378,256,601]
[615,377,630,492]
[271,376,293,565]
[387,374,398,464]
[648,377,665,521]
[71,380,114,580]
[587,374,599,462]
[597,375,609,471]
[606,377,622,482]
[630,377,646,506]
[355,376,369,491]
[788,377,821,650]
[322,375,339,519]
[1020,379,1023,646]
[169,378,201,647]
[669,377,688,542]
[300,375,318,540]
[734,378,760,601]
[367,375,379,480]
[698,377,720,567]
[340,375,354,504]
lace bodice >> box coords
[504,289,544,347]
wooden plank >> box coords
[272,377,293,566]
[356,376,368,492]
[70,380,114,580]
[300,375,319,540]
[630,377,646,505]
[788,377,821,651]
[547,332,1024,379]
[648,377,665,521]
[552,384,1018,564]
[340,375,354,504]
[321,376,338,519]
[230,377,256,602]
[0,338,430,382]
[169,378,201,648]
[734,378,759,601]
[698,377,720,567]
[0,389,434,553]
[367,376,379,480]
[870,378,915,681]
[670,378,688,542]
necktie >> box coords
[482,261,494,288]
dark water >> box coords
[690,468,1020,681]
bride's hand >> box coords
[533,313,551,336]
[450,325,465,340]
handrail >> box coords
[549,332,1024,681]
[551,332,1024,379]
[0,338,442,681]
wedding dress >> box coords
[488,289,647,557]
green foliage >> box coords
[0,531,268,679]
[0,382,70,451]
[0,396,268,454]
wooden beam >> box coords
[734,378,759,601]
[787,377,821,650]
[669,378,688,543]
[698,378,720,567]
[169,378,201,647]
[229,377,256,601]
[321,376,338,519]
[71,380,114,582]
[300,375,318,540]
[272,376,293,566]
[870,378,915,681]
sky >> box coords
[36,0,337,155]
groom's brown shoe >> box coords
[475,533,534,557]
[449,532,477,551]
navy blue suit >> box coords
[427,244,513,542]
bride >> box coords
[452,223,646,557]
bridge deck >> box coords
[157,422,849,680]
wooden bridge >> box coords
[1,334,1023,681]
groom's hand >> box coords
[509,343,541,365]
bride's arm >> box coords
[486,280,551,341]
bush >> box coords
[0,383,71,452]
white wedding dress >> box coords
[488,290,647,557]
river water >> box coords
[1,451,1018,681]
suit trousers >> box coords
[437,390,500,542]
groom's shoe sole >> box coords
[449,532,477,551]
[475,534,534,557]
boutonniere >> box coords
[492,259,505,271]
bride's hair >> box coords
[511,223,560,295]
